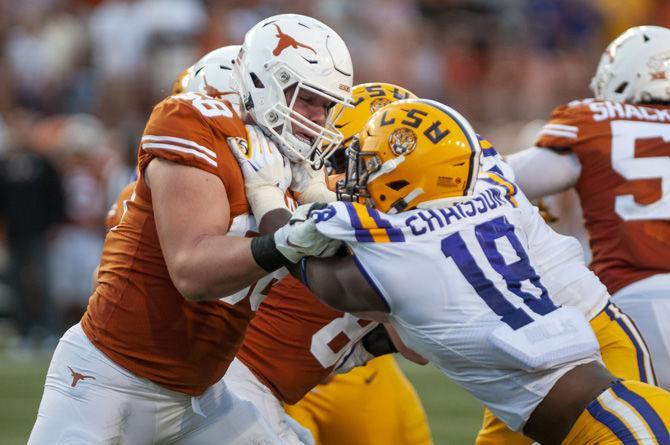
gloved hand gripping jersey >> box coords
[251,203,342,272]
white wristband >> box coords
[247,185,289,225]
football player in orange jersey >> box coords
[101,44,243,245]
[29,14,352,444]
[508,25,670,390]
[94,46,317,445]
[226,84,432,445]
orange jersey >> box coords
[236,274,376,404]
[81,93,256,396]
[535,99,670,293]
[105,181,135,230]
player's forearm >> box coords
[507,147,581,199]
[170,235,269,301]
[301,257,349,310]
[173,209,292,301]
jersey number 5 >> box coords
[441,216,558,330]
[611,120,670,220]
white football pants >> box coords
[28,324,282,444]
[224,358,314,445]
[612,273,670,390]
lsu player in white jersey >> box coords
[251,99,670,444]
[507,26,670,394]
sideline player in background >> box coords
[29,14,351,444]
[508,25,670,390]
[243,98,670,444]
[228,84,432,445]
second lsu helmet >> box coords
[590,25,670,103]
[337,99,481,214]
[187,45,242,113]
[232,14,354,166]
[330,83,416,173]
[172,66,194,95]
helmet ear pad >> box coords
[366,150,474,213]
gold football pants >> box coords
[286,355,432,445]
[476,302,657,445]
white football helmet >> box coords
[232,14,354,166]
[187,45,242,113]
[590,25,670,103]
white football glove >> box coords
[228,125,292,223]
[290,160,336,204]
[273,203,342,263]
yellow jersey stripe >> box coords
[352,203,390,243]
[485,172,518,207]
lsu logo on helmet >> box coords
[388,127,417,156]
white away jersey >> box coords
[313,174,605,431]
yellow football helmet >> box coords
[329,83,415,172]
[337,99,481,213]
[171,66,194,95]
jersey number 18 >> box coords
[441,216,558,330]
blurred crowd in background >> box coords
[1,0,669,353]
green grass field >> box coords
[0,352,483,444]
